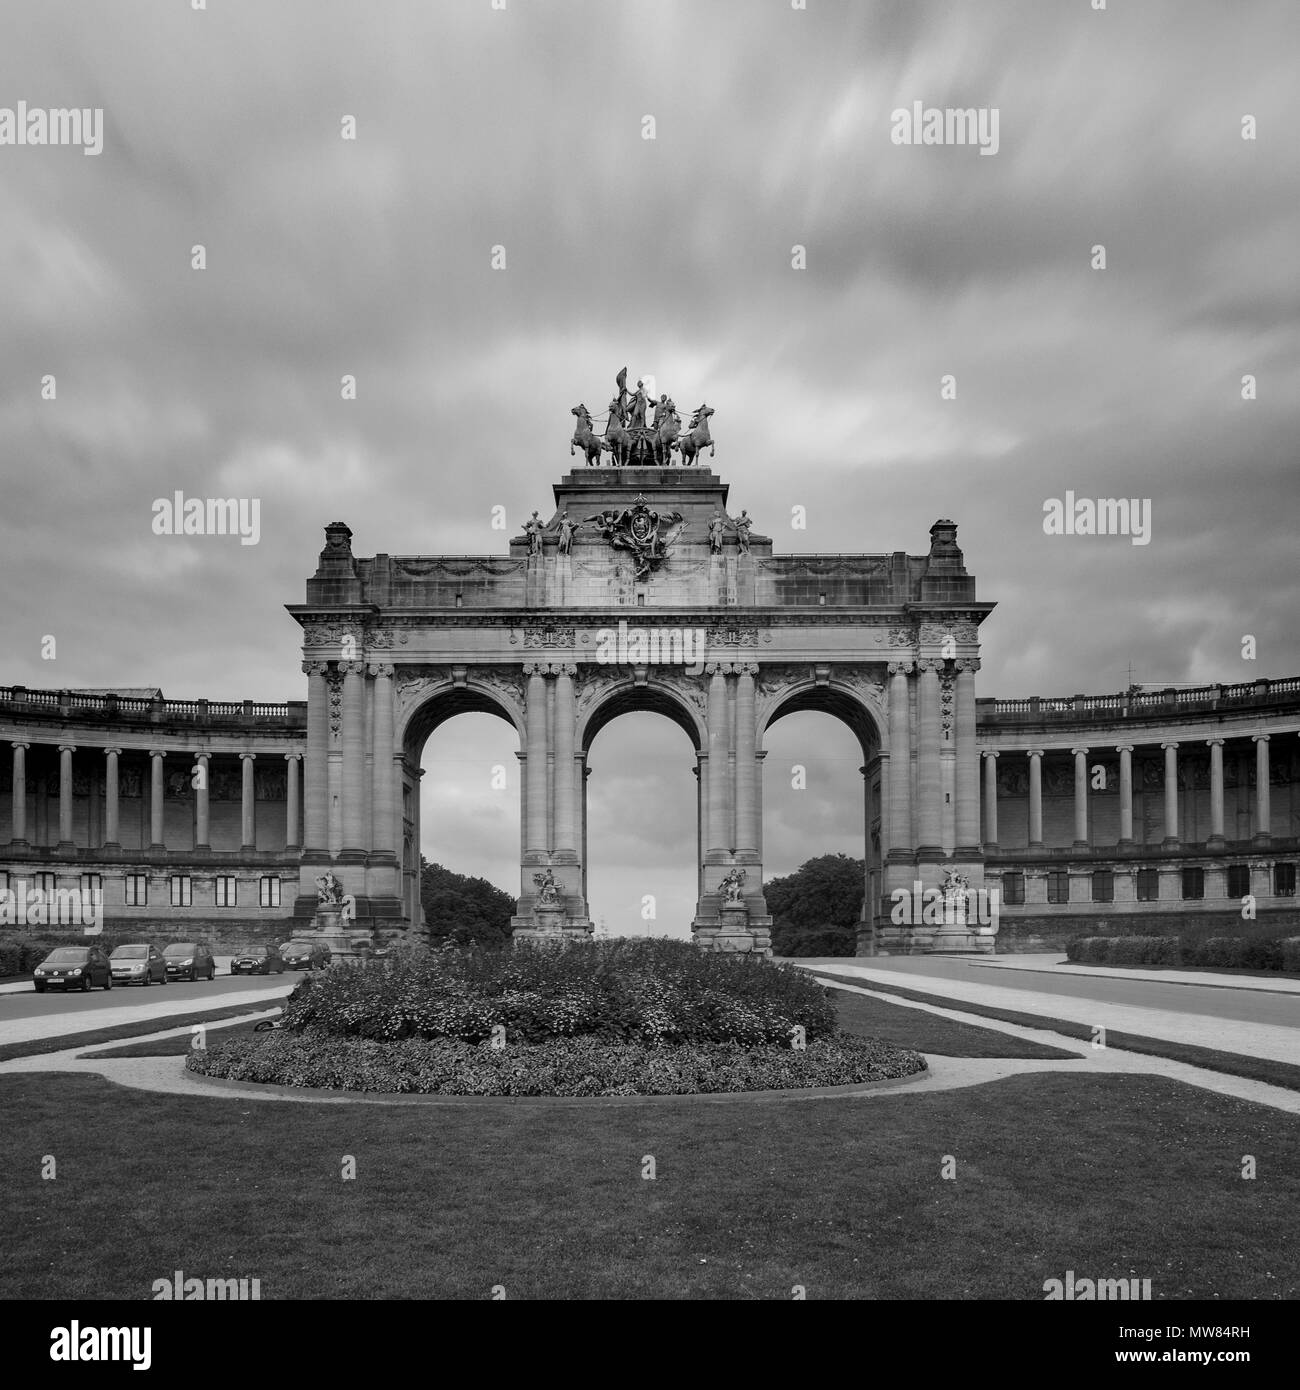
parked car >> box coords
[162,941,216,982]
[230,944,286,976]
[33,944,113,992]
[279,938,332,971]
[110,943,168,986]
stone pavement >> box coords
[791,958,1300,1065]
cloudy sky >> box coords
[3,1,1297,931]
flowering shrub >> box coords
[278,937,839,1046]
[185,1030,925,1096]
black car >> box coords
[33,944,113,992]
[279,938,332,971]
[162,941,217,981]
[230,944,286,976]
[110,943,168,986]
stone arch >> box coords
[395,677,525,929]
[758,677,887,955]
[576,673,706,754]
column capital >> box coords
[302,660,331,676]
[522,660,575,677]
[1026,747,1044,759]
[1206,737,1225,747]
[982,748,999,760]
[148,748,167,759]
[283,751,302,762]
[103,746,121,757]
[1160,740,1179,751]
[1115,743,1134,754]
[915,659,943,674]
[193,750,210,762]
[367,662,395,678]
[338,660,367,676]
[1071,746,1089,756]
[954,658,981,673]
[1251,732,1270,744]
[887,661,914,676]
[11,740,30,751]
[58,743,77,754]
[239,751,257,762]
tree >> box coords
[419,859,516,948]
[764,854,864,957]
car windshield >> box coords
[44,948,89,963]
[112,946,149,958]
[238,947,267,957]
[163,944,197,957]
[284,942,312,952]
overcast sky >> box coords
[3,1,1296,930]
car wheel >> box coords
[80,975,92,992]
[34,983,45,993]
[207,966,215,981]
[104,976,112,991]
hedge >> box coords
[1067,932,1300,971]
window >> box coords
[1226,864,1251,898]
[1182,867,1204,900]
[1001,871,1025,905]
[80,872,102,899]
[1274,863,1296,898]
[0,870,8,895]
[214,876,238,908]
[37,872,56,898]
[1091,870,1114,903]
[259,876,281,908]
[170,876,192,907]
[1135,867,1159,901]
[125,874,148,907]
[1047,869,1070,904]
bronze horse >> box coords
[651,400,681,466]
[570,404,603,467]
[678,403,714,466]
[601,397,632,466]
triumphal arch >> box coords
[287,376,995,954]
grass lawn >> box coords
[0,1070,1295,1300]
[810,968,1300,1093]
[78,1018,265,1059]
[829,987,1076,1059]
[0,1004,278,1065]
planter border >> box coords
[183,1058,930,1106]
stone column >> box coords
[303,661,330,854]
[733,664,758,856]
[57,744,76,847]
[694,755,706,898]
[368,664,395,858]
[339,662,367,856]
[1072,746,1089,847]
[524,665,548,855]
[1161,741,1179,848]
[754,748,767,861]
[915,662,942,854]
[102,747,118,848]
[148,749,166,849]
[706,665,729,853]
[194,752,211,849]
[1207,738,1225,848]
[981,749,998,850]
[1252,734,1271,845]
[10,741,29,844]
[238,752,256,849]
[1027,748,1044,848]
[954,660,981,853]
[1117,744,1134,845]
[887,664,913,859]
[552,666,577,854]
[284,752,300,851]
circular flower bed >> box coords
[185,938,925,1095]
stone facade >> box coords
[4,466,1296,956]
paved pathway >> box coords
[791,957,1300,1064]
[1,982,1297,1114]
[964,952,1300,995]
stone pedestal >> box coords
[313,902,363,959]
[511,903,592,945]
[693,902,772,955]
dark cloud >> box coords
[2,1,1296,917]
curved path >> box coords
[2,983,1297,1113]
